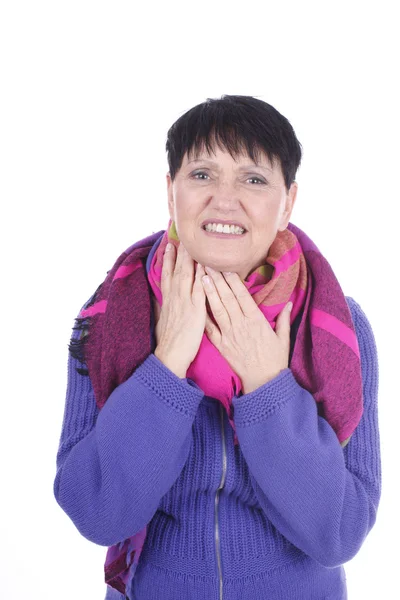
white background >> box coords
[1,1,398,598]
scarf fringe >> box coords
[68,282,103,376]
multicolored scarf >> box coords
[70,220,363,598]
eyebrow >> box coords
[188,158,272,173]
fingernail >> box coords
[287,301,293,312]
[165,243,172,253]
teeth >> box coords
[204,223,245,235]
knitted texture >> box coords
[62,223,370,597]
[54,290,381,599]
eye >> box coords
[247,176,266,185]
[191,170,209,180]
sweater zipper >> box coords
[215,402,227,600]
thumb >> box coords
[275,302,292,340]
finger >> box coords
[204,267,243,322]
[275,302,292,341]
[220,271,260,319]
[193,262,206,301]
[160,242,175,300]
[204,313,221,346]
[169,241,184,295]
[179,243,195,297]
[172,242,189,291]
[205,312,219,334]
[202,272,231,332]
[172,240,184,276]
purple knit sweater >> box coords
[53,240,381,600]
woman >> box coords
[54,95,381,600]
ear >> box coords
[278,181,298,232]
[166,172,174,221]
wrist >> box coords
[154,348,186,379]
[242,369,286,395]
[242,376,272,395]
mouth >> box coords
[201,224,248,239]
[201,219,247,231]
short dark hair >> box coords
[166,94,303,191]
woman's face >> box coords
[167,145,298,280]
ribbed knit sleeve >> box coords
[53,309,204,547]
[232,296,381,568]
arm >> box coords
[232,297,381,568]
[53,308,204,547]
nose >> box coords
[209,179,241,210]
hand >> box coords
[154,242,207,378]
[201,266,293,394]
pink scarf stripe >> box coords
[79,300,108,318]
[270,240,303,278]
[310,308,361,358]
[249,283,271,295]
[257,287,306,321]
[113,262,142,281]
